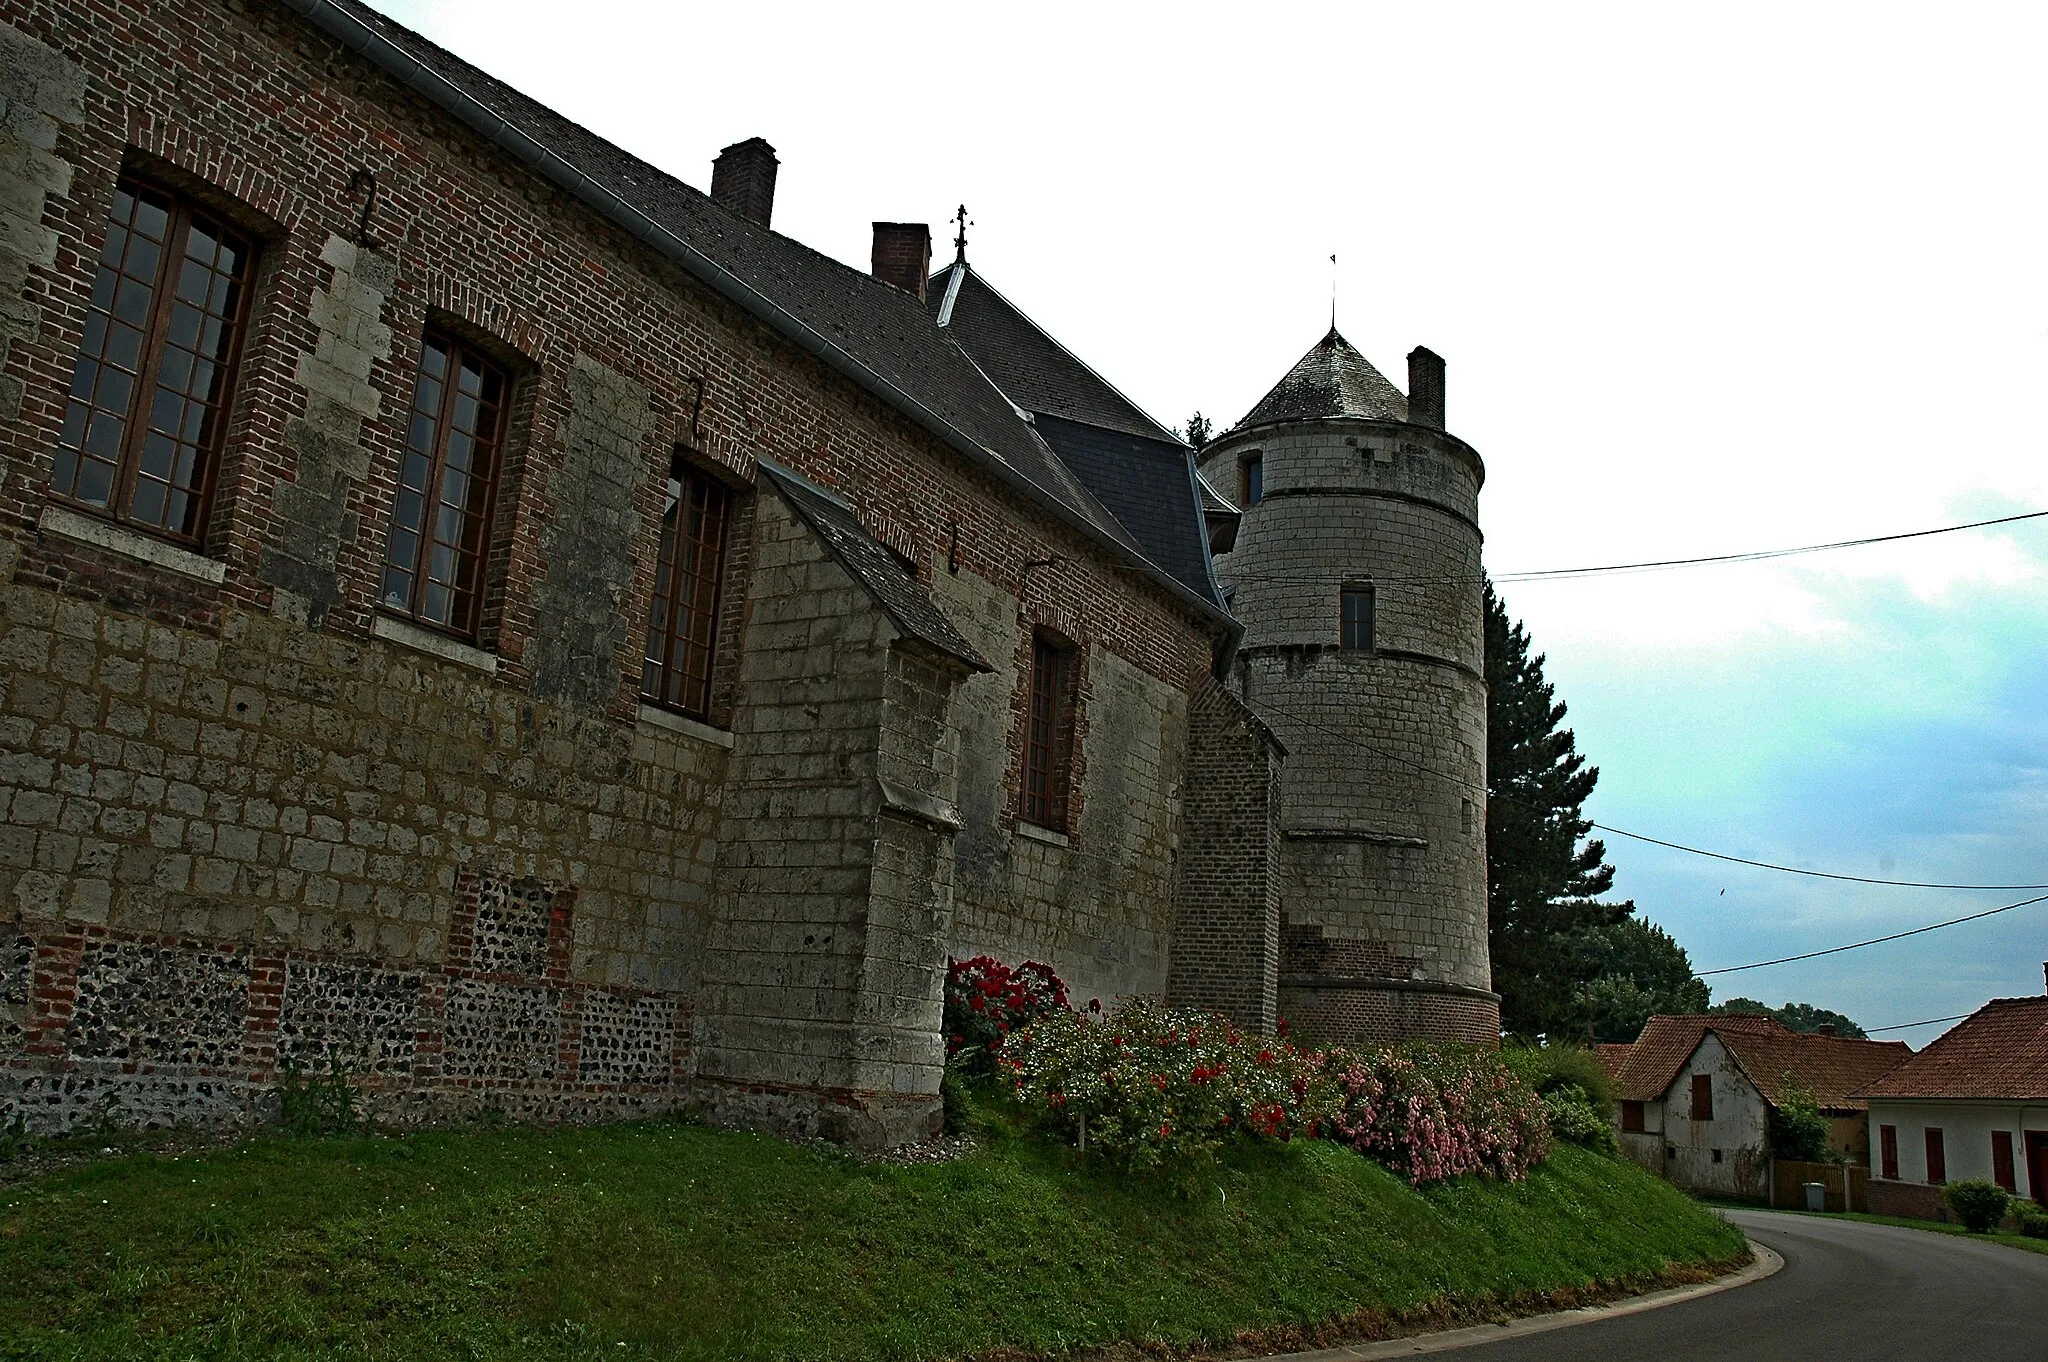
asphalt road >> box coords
[1438,1210,2048,1362]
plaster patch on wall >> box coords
[65,940,251,1067]
[526,353,653,709]
[0,21,85,432]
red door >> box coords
[2027,1131,2048,1207]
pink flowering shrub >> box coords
[1000,998,1335,1172]
[942,955,1070,1074]
[1325,1043,1550,1185]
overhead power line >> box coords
[1212,507,2048,590]
[1863,1012,1974,1035]
[1696,893,2048,976]
[1242,694,2048,892]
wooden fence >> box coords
[1770,1159,1868,1212]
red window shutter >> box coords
[1992,1130,2016,1193]
[1880,1124,1899,1180]
[1691,1074,1713,1121]
[1621,1100,1645,1133]
[1925,1128,1946,1185]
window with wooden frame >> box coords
[1620,1100,1645,1134]
[1240,453,1263,507]
[1690,1073,1713,1121]
[1924,1127,1946,1184]
[55,178,260,544]
[1879,1123,1899,1180]
[1340,583,1375,650]
[380,331,510,636]
[1020,632,1076,830]
[641,458,732,720]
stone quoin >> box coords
[0,0,1498,1149]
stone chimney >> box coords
[710,138,778,229]
[1407,346,1445,430]
[1816,1023,1837,1037]
[870,223,932,300]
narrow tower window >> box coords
[381,331,509,636]
[642,459,732,720]
[1240,453,1262,507]
[1340,583,1375,650]
[1021,633,1076,830]
[55,179,259,544]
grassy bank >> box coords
[0,1114,1747,1362]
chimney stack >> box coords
[1816,1023,1837,1037]
[870,223,933,300]
[1407,346,1445,430]
[710,138,778,229]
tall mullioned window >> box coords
[1021,633,1076,830]
[381,331,509,636]
[56,179,259,544]
[1340,583,1375,650]
[641,460,732,720]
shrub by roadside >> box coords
[1944,1179,2010,1233]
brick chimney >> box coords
[710,138,778,229]
[870,223,932,299]
[1816,1023,1837,1037]
[1407,346,1445,430]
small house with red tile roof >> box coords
[1855,993,2048,1222]
[1600,1014,1912,1200]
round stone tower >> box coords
[1197,329,1497,1045]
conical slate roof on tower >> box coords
[1238,327,1408,428]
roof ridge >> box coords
[935,264,1183,445]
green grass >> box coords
[1737,1205,2048,1258]
[0,1113,1747,1362]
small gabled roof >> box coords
[759,464,990,674]
[1855,996,2048,1101]
[1608,1014,1912,1111]
[1236,327,1408,430]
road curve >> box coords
[1429,1209,2048,1362]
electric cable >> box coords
[1862,1012,1974,1035]
[1209,507,2048,590]
[1694,894,2048,976]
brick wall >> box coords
[0,0,1230,1138]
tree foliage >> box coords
[1180,412,1214,449]
[1712,998,1865,1038]
[1485,579,1625,1036]
[1566,918,1711,1043]
[1767,1074,1834,1161]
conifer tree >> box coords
[1484,577,1629,1036]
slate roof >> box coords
[302,0,1230,629]
[1607,1014,1912,1111]
[1237,327,1409,430]
[1854,996,2048,1101]
[924,263,1223,606]
[758,465,990,673]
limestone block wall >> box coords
[931,562,1190,1009]
[692,486,968,1149]
[1201,416,1497,1045]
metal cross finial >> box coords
[952,204,972,264]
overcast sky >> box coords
[367,0,2048,1041]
